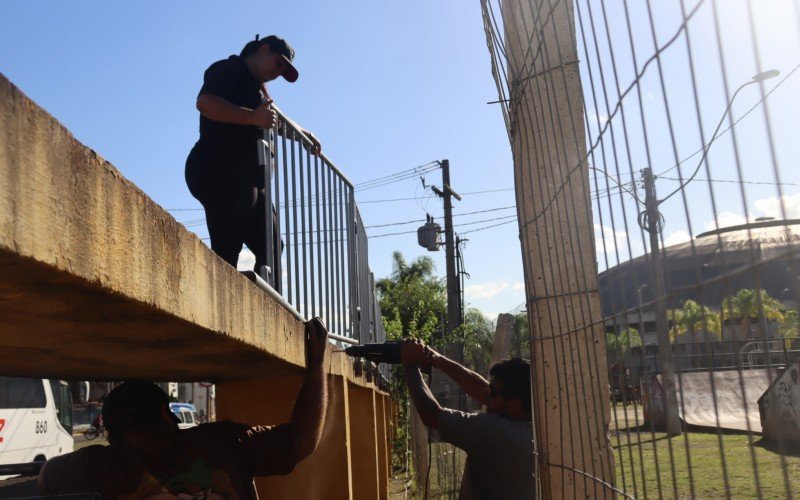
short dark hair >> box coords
[103,381,174,444]
[489,357,532,416]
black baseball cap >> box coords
[102,381,179,433]
[262,35,299,83]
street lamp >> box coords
[656,68,780,205]
[752,69,780,82]
[723,69,780,124]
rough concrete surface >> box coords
[0,72,375,388]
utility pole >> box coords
[441,160,463,355]
[430,160,463,350]
[430,159,464,409]
[642,167,682,436]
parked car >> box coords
[169,403,200,430]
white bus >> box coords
[0,377,74,470]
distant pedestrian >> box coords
[185,34,320,280]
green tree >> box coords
[376,251,446,473]
[509,313,530,359]
[377,251,446,345]
[460,308,494,375]
[606,327,643,364]
[722,288,785,340]
[668,300,721,343]
[778,309,799,349]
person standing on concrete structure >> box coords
[185,34,320,276]
[401,339,534,499]
[37,318,330,499]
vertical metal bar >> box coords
[341,180,356,338]
[281,122,292,303]
[345,181,356,340]
[290,130,301,311]
[272,122,281,294]
[307,147,316,317]
[350,187,358,342]
[358,217,370,344]
[335,176,345,339]
[263,128,275,286]
[299,135,308,318]
[314,154,323,322]
[323,163,332,331]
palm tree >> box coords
[778,309,799,349]
[669,300,721,343]
[376,251,445,341]
[668,300,721,368]
[721,288,784,340]
[606,327,642,364]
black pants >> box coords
[185,142,281,289]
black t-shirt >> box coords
[198,55,263,157]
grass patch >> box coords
[611,406,800,498]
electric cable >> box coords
[364,205,517,229]
[368,214,517,239]
[656,62,800,177]
[354,161,439,189]
[658,176,800,188]
[167,187,517,213]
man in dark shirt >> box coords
[37,318,330,499]
[185,34,319,279]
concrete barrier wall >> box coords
[759,359,800,445]
[0,72,393,497]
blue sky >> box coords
[573,0,800,273]
[0,0,523,318]
[2,1,798,321]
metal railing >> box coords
[252,107,385,346]
[617,340,800,379]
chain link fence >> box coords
[481,0,800,497]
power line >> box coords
[589,168,643,204]
[192,210,519,242]
[167,187,518,213]
[460,218,517,235]
[368,213,518,239]
[364,205,517,229]
[656,62,800,177]
[181,200,519,229]
[355,164,441,192]
[354,161,439,189]
[360,187,515,203]
[658,176,800,188]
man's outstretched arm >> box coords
[290,317,329,460]
[402,364,442,429]
[402,339,490,407]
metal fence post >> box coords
[347,187,359,342]
[258,128,275,287]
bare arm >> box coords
[403,364,442,429]
[196,93,275,128]
[290,318,329,460]
[431,353,490,406]
[402,339,490,406]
